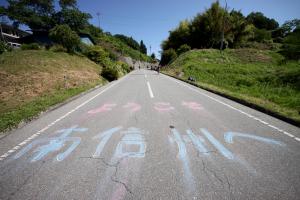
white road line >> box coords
[0,74,129,162]
[163,74,299,143]
[147,81,154,98]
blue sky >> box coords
[78,0,300,57]
[1,0,300,57]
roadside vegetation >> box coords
[0,0,152,133]
[0,50,106,132]
[163,49,300,122]
[97,33,152,62]
[161,1,300,123]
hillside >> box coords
[0,50,105,132]
[97,33,152,62]
[163,49,300,122]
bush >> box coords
[50,44,67,52]
[252,28,272,42]
[177,44,191,55]
[107,49,118,61]
[49,24,80,53]
[84,46,109,64]
[21,43,40,50]
[280,29,300,60]
[0,41,7,54]
[118,61,131,73]
[101,67,119,81]
[160,48,177,66]
[241,41,280,50]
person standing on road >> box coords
[157,65,160,74]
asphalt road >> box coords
[0,69,299,200]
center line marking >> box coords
[147,81,154,98]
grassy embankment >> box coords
[0,50,106,133]
[98,33,152,62]
[163,49,300,123]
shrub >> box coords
[240,41,280,50]
[84,46,109,64]
[252,28,272,42]
[160,48,177,66]
[50,44,67,52]
[21,43,40,50]
[280,29,300,60]
[107,49,118,61]
[101,67,119,81]
[0,41,7,54]
[177,44,191,55]
[0,41,12,54]
[49,24,80,53]
[118,61,131,73]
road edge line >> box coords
[161,73,299,143]
[0,72,130,161]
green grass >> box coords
[163,48,300,122]
[0,50,100,73]
[0,82,103,132]
[98,34,152,62]
[0,50,105,133]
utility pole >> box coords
[149,45,152,55]
[96,12,101,29]
[220,0,227,51]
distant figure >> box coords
[139,66,141,70]
[157,66,160,74]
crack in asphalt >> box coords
[200,159,233,199]
[201,159,224,186]
[81,156,134,196]
[224,174,234,199]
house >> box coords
[20,31,95,46]
[0,23,30,48]
[20,30,52,45]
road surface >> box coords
[0,69,299,200]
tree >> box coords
[188,1,230,49]
[280,28,300,60]
[54,8,91,32]
[160,49,177,66]
[2,0,90,33]
[281,19,300,36]
[83,24,103,38]
[151,53,156,59]
[161,1,255,50]
[162,20,191,51]
[177,44,191,55]
[4,0,55,31]
[140,40,147,54]
[229,10,252,47]
[251,28,272,42]
[59,0,77,9]
[114,34,140,50]
[246,12,279,30]
[49,24,80,52]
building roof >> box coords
[0,23,31,37]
